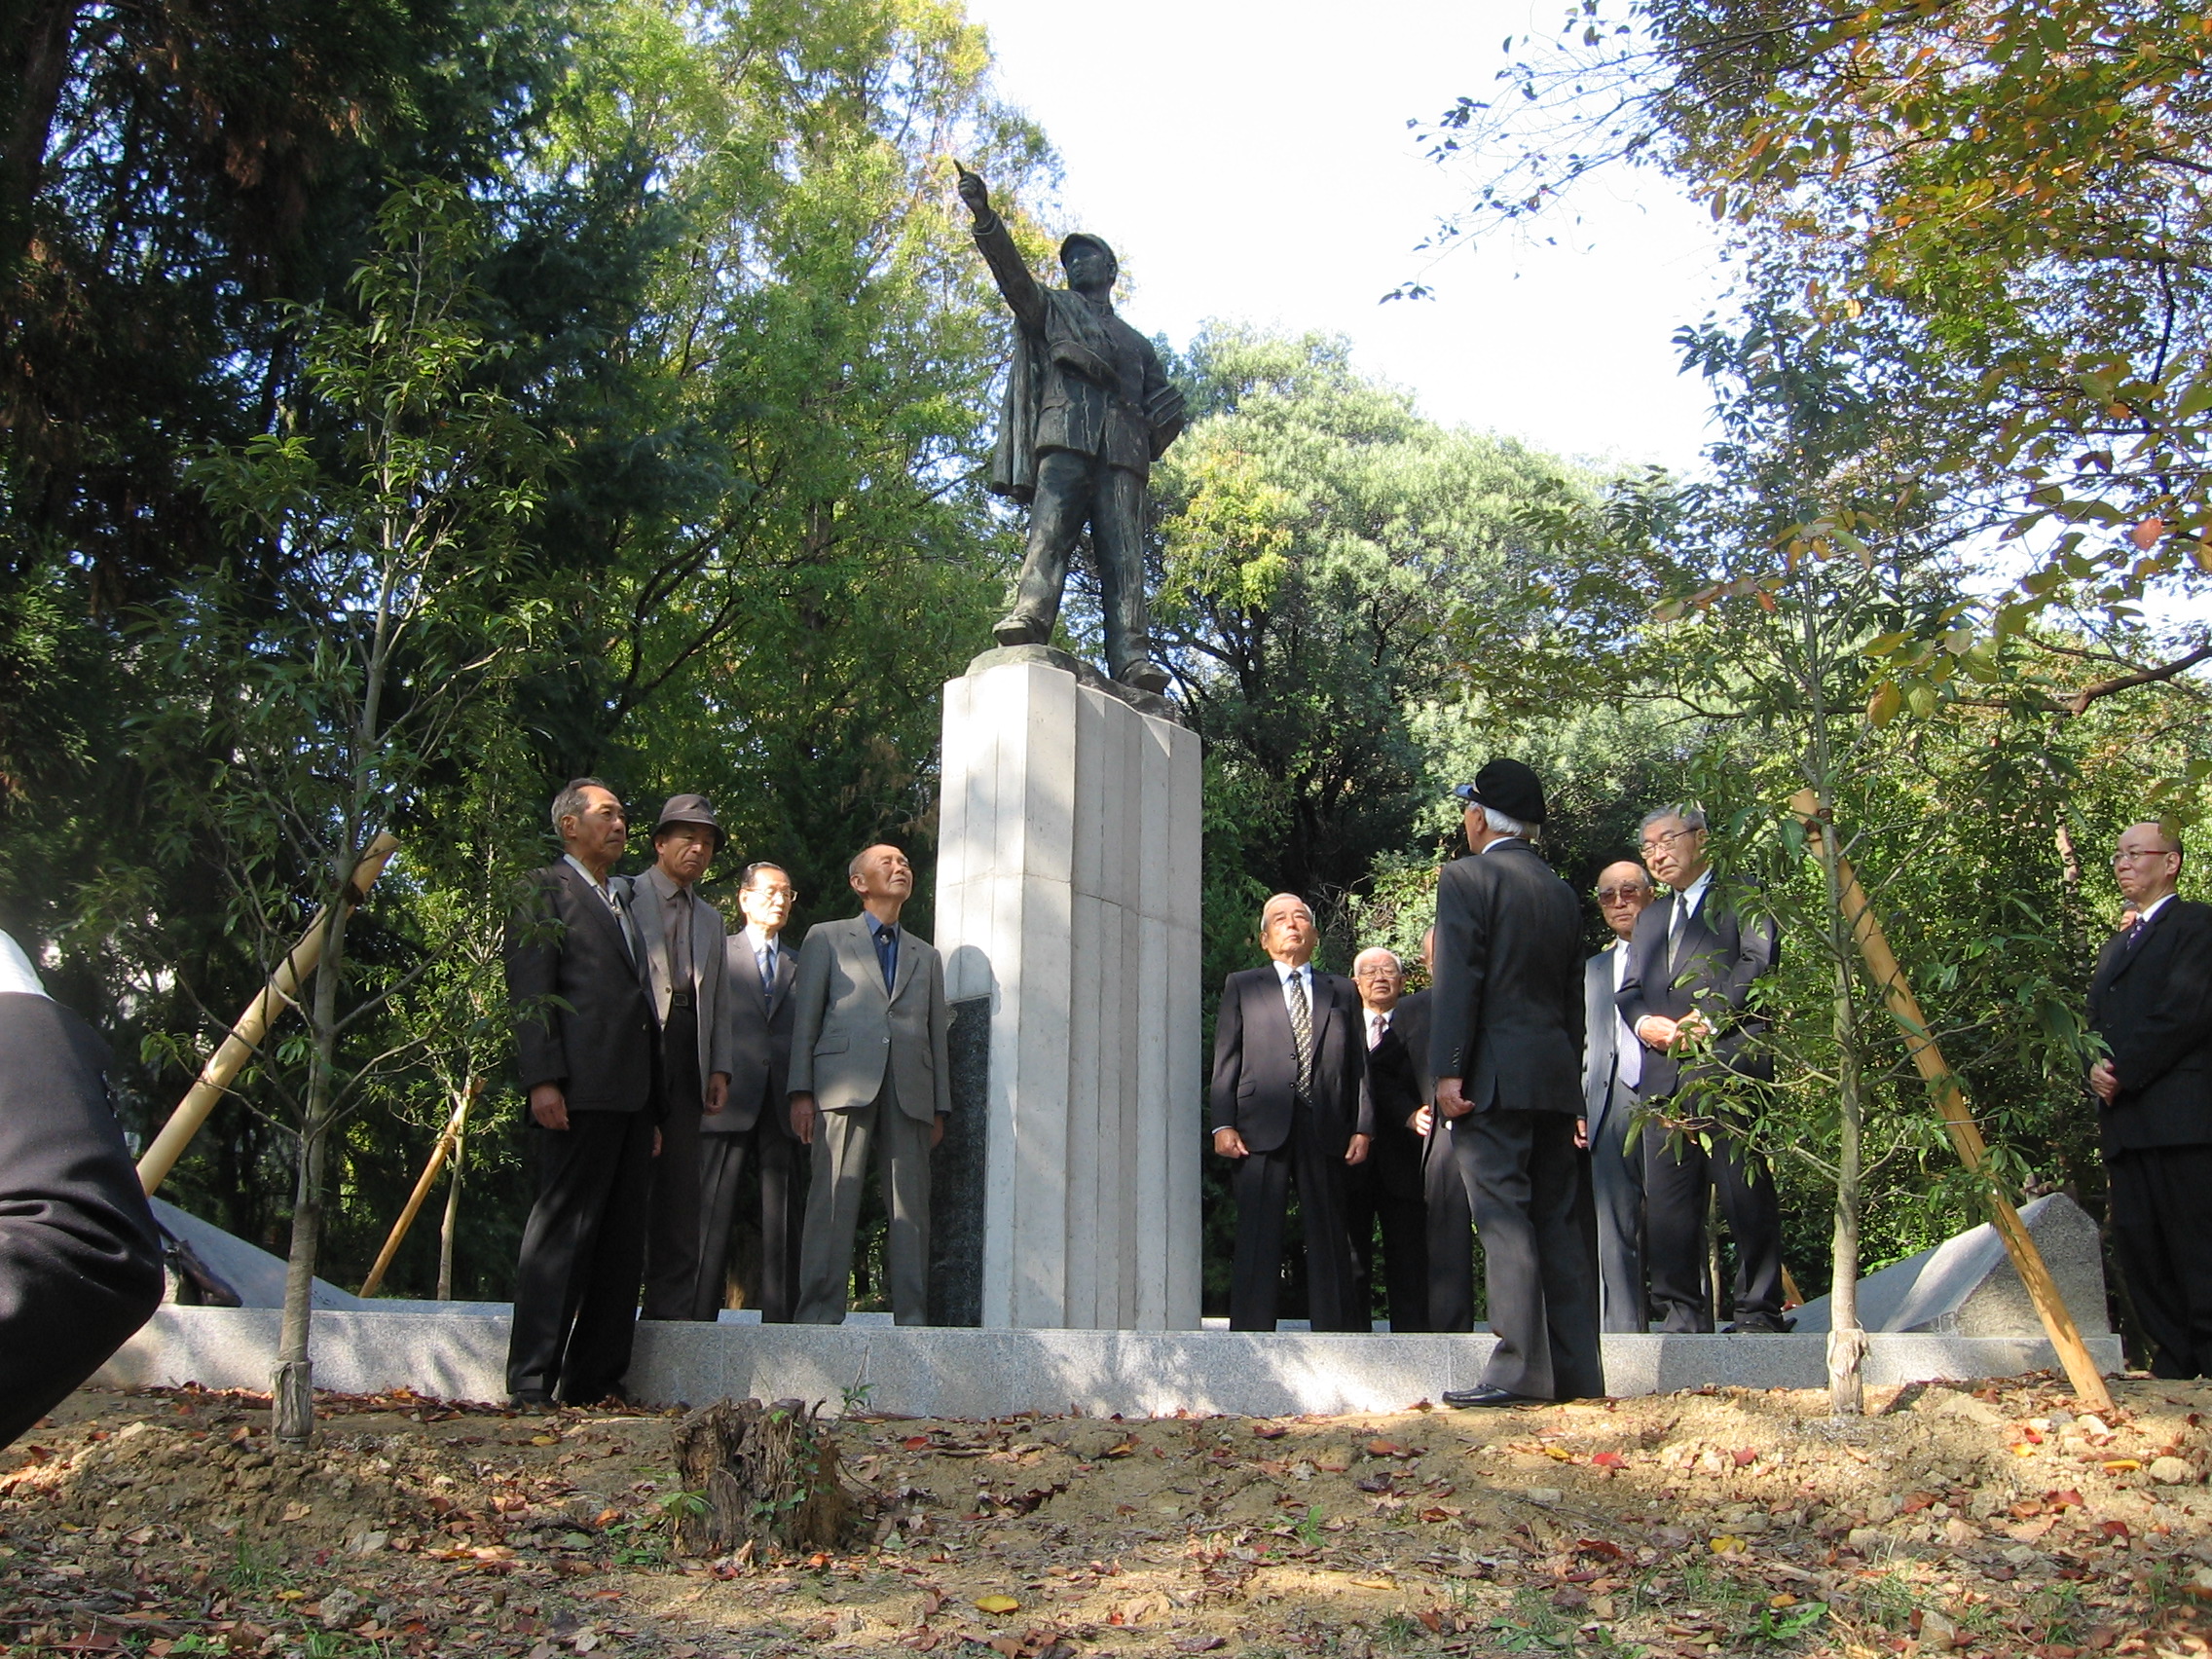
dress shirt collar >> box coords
[2137,892,2179,928]
[1674,865,1715,917]
[635,864,691,904]
[564,853,620,903]
[1609,935,1633,987]
[0,931,47,999]
[866,911,899,942]
[1272,958,1313,986]
[742,922,782,955]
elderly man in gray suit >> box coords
[635,794,736,1322]
[1583,860,1655,1333]
[787,844,951,1324]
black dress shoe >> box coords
[1724,1313,1796,1334]
[1442,1384,1541,1409]
[507,1389,552,1409]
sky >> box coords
[961,0,1736,477]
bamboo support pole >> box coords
[1789,792,2114,1414]
[358,1078,481,1299]
[136,834,402,1196]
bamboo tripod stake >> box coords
[136,833,403,1196]
[1788,792,2115,1415]
[358,1078,481,1299]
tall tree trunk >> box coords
[436,1082,470,1302]
[1816,816,1866,1416]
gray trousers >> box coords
[794,1079,934,1325]
[1589,1083,1648,1332]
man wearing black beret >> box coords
[1429,760,1603,1406]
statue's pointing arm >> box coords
[955,165,1046,334]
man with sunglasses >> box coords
[1584,861,1655,1332]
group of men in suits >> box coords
[1208,762,1791,1404]
[503,780,948,1406]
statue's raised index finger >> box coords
[959,168,1186,700]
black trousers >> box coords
[1345,1122,1432,1331]
[641,1008,704,1322]
[1230,1102,1361,1332]
[695,1119,804,1323]
[1642,1109,1784,1331]
[507,1108,656,1402]
[2109,1143,2212,1378]
[1423,1119,1476,1332]
[1454,1110,1604,1401]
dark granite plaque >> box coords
[927,995,991,1326]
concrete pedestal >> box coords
[935,648,1203,1330]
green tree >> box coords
[141,184,546,1442]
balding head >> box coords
[2114,821,2185,909]
[1596,859,1654,941]
[1260,893,1317,968]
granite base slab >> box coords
[96,1309,2124,1417]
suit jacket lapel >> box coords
[2097,902,2172,994]
[563,863,635,965]
[890,925,920,1003]
[840,919,888,1004]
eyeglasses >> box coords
[1639,827,1703,855]
[1596,885,1648,903]
[2113,848,2177,865]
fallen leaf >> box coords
[1173,1640,1226,1654]
[1253,1424,1289,1441]
[1591,1452,1627,1469]
[975,1595,1021,1615]
[903,1436,931,1451]
[1709,1535,1747,1555]
[1732,1448,1758,1467]
[1365,1439,1405,1457]
[530,1435,557,1447]
[2102,1458,2142,1473]
[1544,1447,1574,1462]
[1102,1440,1137,1459]
[1575,1538,1625,1561]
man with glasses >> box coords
[1584,861,1655,1332]
[1346,947,1434,1331]
[1617,805,1786,1334]
[2089,823,2212,1377]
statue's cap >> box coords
[1059,233,1118,273]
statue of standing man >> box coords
[957,164,1186,696]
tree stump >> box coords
[668,1397,853,1557]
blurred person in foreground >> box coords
[0,931,163,1445]
[1584,860,1656,1332]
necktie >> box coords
[667,888,692,994]
[1287,970,1313,1099]
[606,878,637,964]
[1369,1012,1386,1051]
[875,925,898,992]
[759,942,777,994]
[2123,915,2150,954]
[1667,891,1693,970]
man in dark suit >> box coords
[1585,860,1655,1332]
[702,861,805,1322]
[2088,821,2212,1378]
[788,844,951,1325]
[1346,947,1432,1331]
[1431,760,1601,1407]
[0,935,164,1447]
[1210,894,1373,1333]
[1618,805,1785,1334]
[637,795,735,1322]
[1393,926,1476,1333]
[505,778,664,1406]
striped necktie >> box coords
[1287,970,1314,1099]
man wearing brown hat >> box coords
[636,794,737,1322]
[1430,760,1603,1406]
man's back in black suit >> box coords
[2088,825,2212,1378]
[1427,787,1600,1405]
[0,977,164,1447]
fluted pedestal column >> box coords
[933,646,1202,1330]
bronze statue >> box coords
[956,164,1185,695]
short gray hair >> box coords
[550,776,615,832]
[1641,803,1708,835]
[1352,946,1402,974]
[1482,805,1532,839]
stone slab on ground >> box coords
[1790,1191,2112,1336]
[97,1306,2123,1416]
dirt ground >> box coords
[9,1372,2212,1659]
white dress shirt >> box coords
[1272,958,1315,1021]
[1608,939,1641,1088]
[742,922,784,990]
[0,931,46,999]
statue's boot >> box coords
[1115,658,1170,695]
[993,612,1051,647]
